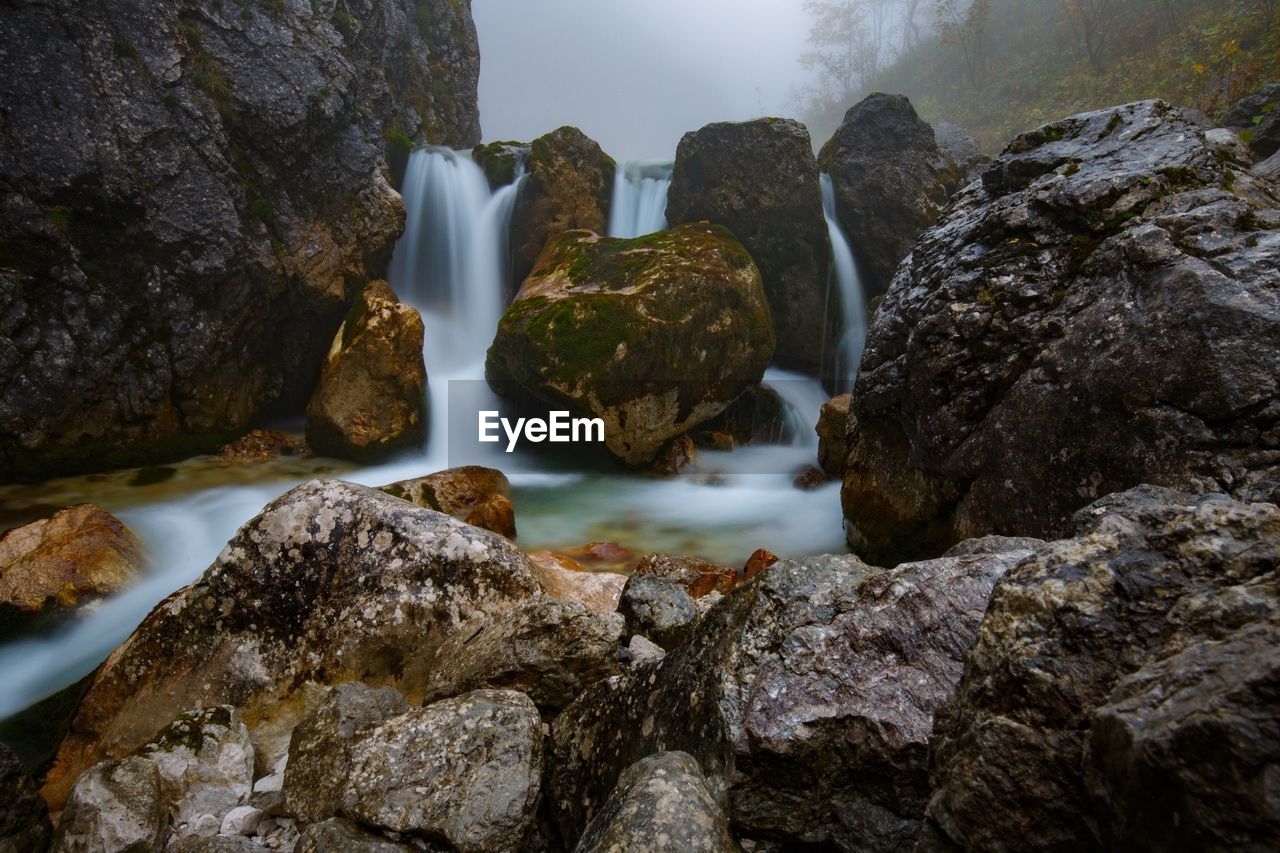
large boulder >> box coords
[305,280,426,463]
[508,126,615,291]
[842,99,1280,564]
[0,0,480,480]
[548,548,1030,849]
[379,466,515,538]
[43,480,541,810]
[0,504,145,639]
[0,743,52,853]
[486,224,776,464]
[1220,81,1280,158]
[922,488,1280,852]
[666,118,832,370]
[818,93,950,301]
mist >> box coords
[472,0,813,161]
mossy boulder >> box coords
[508,126,615,292]
[472,140,529,190]
[485,224,775,465]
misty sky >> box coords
[471,0,812,161]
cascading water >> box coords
[607,161,673,238]
[821,173,868,392]
[0,147,847,720]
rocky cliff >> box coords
[0,0,480,481]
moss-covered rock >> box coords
[472,140,529,190]
[485,224,775,464]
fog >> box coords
[472,0,812,161]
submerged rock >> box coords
[0,743,52,853]
[306,281,427,463]
[667,118,832,370]
[843,99,1280,564]
[43,480,541,811]
[0,504,145,640]
[819,93,951,300]
[216,430,308,462]
[509,126,615,290]
[574,752,738,853]
[0,0,479,480]
[923,488,1280,852]
[380,466,515,537]
[487,224,775,464]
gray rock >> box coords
[550,549,1026,849]
[842,100,1280,564]
[933,121,990,187]
[1253,148,1280,182]
[625,634,666,666]
[574,752,737,853]
[44,480,542,811]
[0,743,52,853]
[421,598,625,712]
[1219,81,1280,157]
[52,756,166,853]
[296,818,415,852]
[922,488,1280,851]
[618,573,697,651]
[943,535,1045,557]
[167,837,258,852]
[667,118,832,370]
[0,0,480,480]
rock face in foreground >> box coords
[923,488,1280,852]
[43,480,540,810]
[0,0,480,480]
[0,743,51,853]
[486,224,776,464]
[843,99,1280,564]
[549,548,1029,849]
[667,118,832,370]
[305,281,426,463]
[819,93,950,300]
[0,504,144,639]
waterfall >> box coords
[820,173,867,393]
[607,160,673,238]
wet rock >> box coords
[0,743,51,853]
[509,126,615,290]
[819,93,950,300]
[933,121,990,187]
[0,504,145,639]
[305,281,427,463]
[44,480,541,810]
[217,430,308,462]
[574,752,737,853]
[634,553,736,598]
[486,224,776,465]
[0,0,480,481]
[792,465,826,490]
[703,384,790,447]
[942,535,1045,557]
[380,466,516,537]
[420,598,625,712]
[842,100,1280,564]
[344,690,542,851]
[742,549,779,580]
[550,549,1027,848]
[667,118,831,370]
[473,140,530,190]
[816,392,852,479]
[52,756,166,853]
[618,574,698,651]
[650,435,697,476]
[922,488,1280,851]
[526,551,627,614]
[296,818,414,852]
[1219,81,1280,157]
[564,542,634,568]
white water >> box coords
[0,149,845,720]
[607,160,673,238]
[821,173,867,392]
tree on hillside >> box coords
[1062,0,1126,71]
[935,0,991,91]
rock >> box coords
[216,430,308,462]
[52,756,166,853]
[43,480,541,811]
[486,224,776,464]
[420,598,625,712]
[792,465,826,490]
[1219,81,1280,157]
[564,542,634,567]
[1254,148,1280,182]
[218,805,263,837]
[702,384,790,446]
[344,690,542,851]
[0,743,51,853]
[667,118,831,370]
[625,635,666,667]
[694,430,736,451]
[634,553,735,598]
[296,818,414,852]
[618,574,697,651]
[283,683,412,823]
[816,393,852,479]
[549,549,1028,848]
[168,837,258,852]
[933,121,990,187]
[842,100,1280,565]
[380,466,515,537]
[818,93,950,300]
[922,488,1280,851]
[473,140,529,190]
[509,126,615,290]
[526,551,626,614]
[0,0,479,481]
[0,504,145,639]
[741,549,778,580]
[649,434,696,475]
[942,535,1045,556]
[573,752,737,853]
[305,281,427,463]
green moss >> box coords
[332,7,354,38]
[112,37,138,59]
[47,205,73,235]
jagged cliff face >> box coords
[0,0,480,480]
